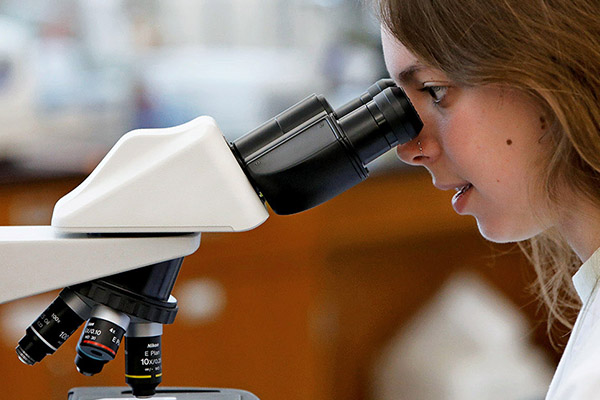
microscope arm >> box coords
[0,227,200,303]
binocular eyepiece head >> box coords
[232,79,422,215]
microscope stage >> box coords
[68,387,259,400]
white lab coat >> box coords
[546,247,600,399]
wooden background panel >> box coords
[0,170,558,400]
[166,248,326,400]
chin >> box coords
[475,217,540,243]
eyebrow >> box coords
[397,64,427,84]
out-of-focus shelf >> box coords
[0,158,87,185]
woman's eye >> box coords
[420,85,448,105]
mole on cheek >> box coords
[506,139,512,145]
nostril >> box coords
[396,141,426,165]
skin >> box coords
[382,30,548,242]
[381,28,600,260]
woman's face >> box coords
[382,29,555,243]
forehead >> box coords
[381,29,448,86]
[381,29,420,76]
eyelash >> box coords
[419,85,448,105]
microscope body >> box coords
[5,79,421,398]
[9,116,269,397]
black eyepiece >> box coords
[231,79,422,215]
[338,86,421,166]
[333,79,397,119]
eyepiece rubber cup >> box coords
[373,87,422,146]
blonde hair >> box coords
[373,0,600,337]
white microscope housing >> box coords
[0,116,268,304]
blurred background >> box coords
[0,0,562,399]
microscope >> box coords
[1,79,422,399]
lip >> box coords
[434,181,471,191]
[451,183,473,214]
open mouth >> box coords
[452,183,473,206]
[454,183,472,196]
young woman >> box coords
[373,0,600,397]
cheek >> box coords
[441,94,538,170]
[435,109,479,162]
[437,114,538,211]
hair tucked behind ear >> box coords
[371,0,600,339]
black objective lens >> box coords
[75,306,129,376]
[125,323,163,398]
[16,289,90,365]
[231,79,422,215]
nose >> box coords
[396,136,428,165]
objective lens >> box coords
[125,323,163,398]
[75,305,129,376]
[16,289,90,365]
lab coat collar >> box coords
[573,246,600,303]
